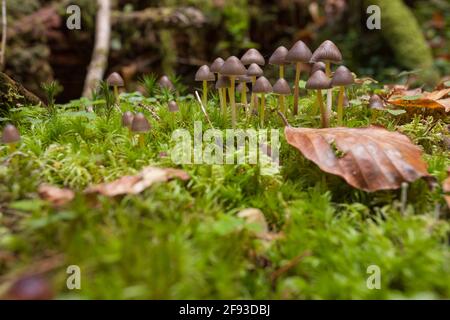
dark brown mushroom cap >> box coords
[236,83,245,93]
[168,101,179,112]
[106,72,124,87]
[1,124,20,144]
[158,75,175,90]
[369,94,384,110]
[237,75,252,83]
[311,62,326,74]
[121,111,134,128]
[5,275,53,300]
[195,65,215,82]
[215,75,231,89]
[219,56,247,77]
[240,48,265,66]
[310,40,342,64]
[305,70,331,90]
[286,40,312,63]
[253,76,273,94]
[273,78,291,95]
[210,57,225,73]
[131,113,151,133]
[269,46,289,66]
[247,63,263,77]
[331,66,354,87]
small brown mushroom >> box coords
[158,75,175,91]
[131,113,151,147]
[330,66,354,126]
[253,76,273,127]
[168,101,179,112]
[240,48,265,66]
[286,40,312,115]
[247,63,264,113]
[106,72,124,103]
[195,65,215,107]
[269,46,289,78]
[210,58,227,112]
[1,124,20,153]
[306,70,331,128]
[220,56,247,128]
[273,78,291,114]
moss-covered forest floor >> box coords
[0,82,449,299]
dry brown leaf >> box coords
[285,126,430,192]
[38,184,75,206]
[85,166,190,197]
[388,88,450,113]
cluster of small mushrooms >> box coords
[195,40,357,128]
[1,40,387,150]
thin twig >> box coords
[277,111,290,127]
[195,90,213,128]
[0,0,7,70]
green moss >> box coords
[366,0,438,84]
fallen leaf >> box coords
[38,185,75,206]
[285,126,430,192]
[85,166,190,197]
[387,88,450,112]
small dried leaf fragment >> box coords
[85,166,190,197]
[285,126,429,192]
[38,184,75,206]
[237,208,281,241]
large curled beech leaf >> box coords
[285,126,430,192]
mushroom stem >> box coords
[317,90,329,128]
[202,81,208,107]
[138,134,145,148]
[293,62,301,115]
[222,88,227,119]
[219,87,225,116]
[114,86,119,104]
[337,86,345,126]
[279,95,286,114]
[279,65,285,79]
[8,143,16,154]
[250,76,257,113]
[241,83,248,108]
[260,94,265,127]
[325,61,332,118]
[228,76,237,128]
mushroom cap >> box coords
[253,76,273,94]
[237,75,251,83]
[247,63,263,77]
[219,56,247,76]
[310,40,342,64]
[131,113,151,133]
[215,75,231,89]
[286,40,312,63]
[269,46,289,66]
[273,78,291,95]
[369,94,384,110]
[236,82,245,93]
[305,70,331,90]
[168,101,179,112]
[210,57,225,73]
[1,124,20,144]
[106,72,124,87]
[240,48,265,66]
[331,66,354,87]
[311,62,326,74]
[121,111,134,128]
[158,75,175,90]
[195,65,215,82]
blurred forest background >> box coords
[3,0,450,102]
